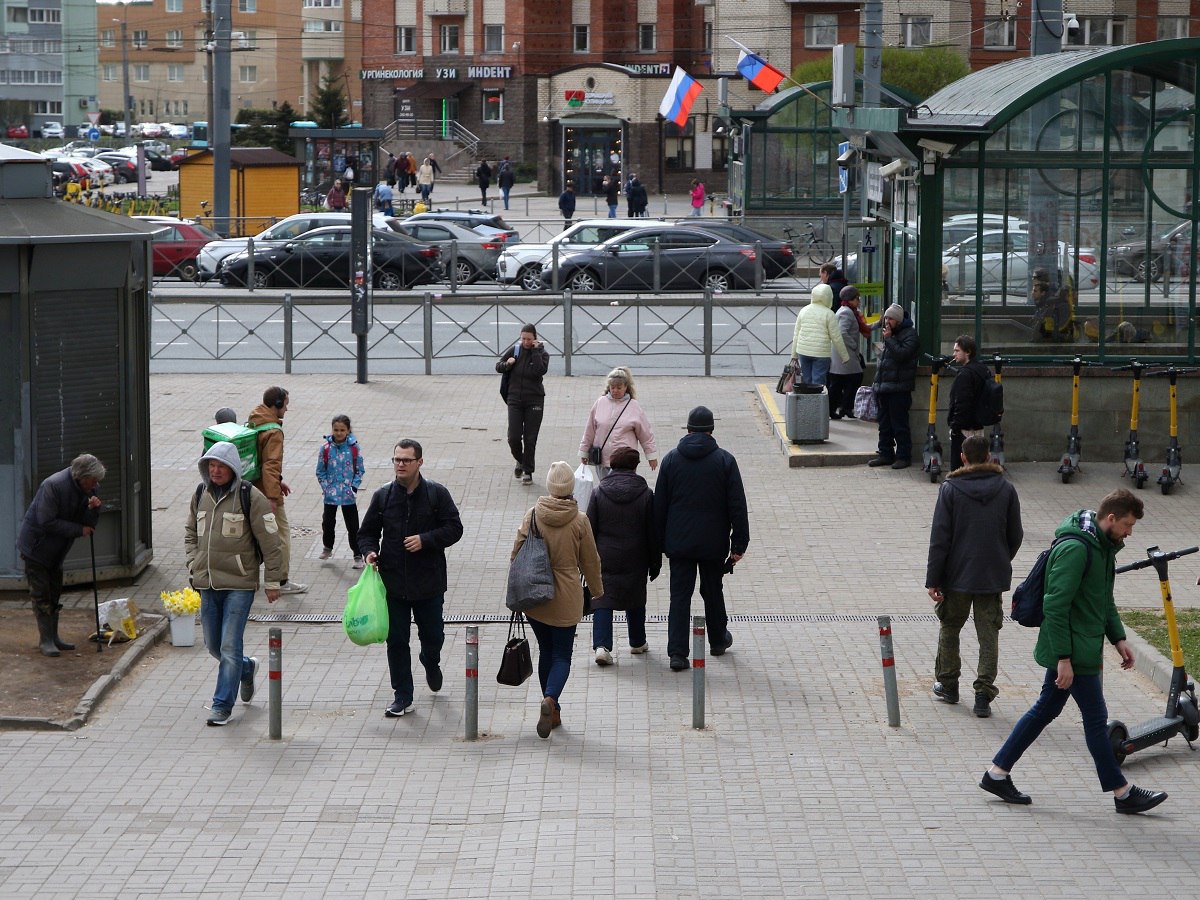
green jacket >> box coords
[1033,509,1127,675]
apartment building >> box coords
[0,0,96,134]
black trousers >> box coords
[507,400,545,476]
[666,558,729,659]
[828,371,863,416]
[876,391,913,462]
[322,503,361,553]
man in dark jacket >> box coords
[627,175,648,217]
[17,454,105,656]
[654,406,750,672]
[359,439,464,718]
[946,334,991,472]
[558,183,576,226]
[869,303,920,469]
[925,435,1023,717]
[496,323,551,485]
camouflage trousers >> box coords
[934,591,1003,701]
[23,557,64,617]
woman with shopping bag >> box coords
[578,367,658,479]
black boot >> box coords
[51,607,75,652]
[35,609,60,657]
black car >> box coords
[218,226,442,290]
[96,153,144,184]
[677,220,795,279]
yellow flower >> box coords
[161,587,201,617]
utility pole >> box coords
[119,18,134,132]
[212,0,232,235]
[1027,0,1065,291]
[861,0,882,109]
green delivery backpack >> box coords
[201,421,280,483]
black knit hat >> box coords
[685,406,715,432]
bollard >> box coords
[465,625,479,741]
[283,292,293,375]
[878,616,900,727]
[692,615,705,729]
[268,627,282,740]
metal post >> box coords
[692,615,705,729]
[562,288,573,376]
[423,291,434,375]
[246,237,255,292]
[283,292,293,374]
[268,627,282,739]
[703,287,713,377]
[448,240,459,294]
[465,625,479,741]
[878,615,900,727]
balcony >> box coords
[426,0,467,14]
[302,32,344,60]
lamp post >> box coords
[114,17,134,133]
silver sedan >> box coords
[386,219,505,285]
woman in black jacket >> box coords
[585,447,661,664]
[946,334,990,471]
[496,323,551,484]
[475,160,492,204]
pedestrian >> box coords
[946,334,990,471]
[17,453,105,657]
[868,304,920,470]
[214,406,237,425]
[628,175,648,217]
[496,323,551,485]
[475,159,492,204]
[325,178,347,211]
[925,434,1023,717]
[417,157,435,205]
[791,282,849,387]
[827,285,865,419]
[373,179,394,216]
[393,152,408,193]
[315,414,366,568]
[579,366,658,477]
[558,182,576,226]
[497,156,515,210]
[586,447,660,665]
[624,173,637,217]
[247,386,306,593]
[384,151,397,186]
[980,488,1168,815]
[185,441,284,726]
[819,262,849,312]
[654,406,749,671]
[603,175,620,218]
[343,162,355,185]
[408,152,420,190]
[511,461,603,738]
[359,439,464,718]
[689,179,705,216]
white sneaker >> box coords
[629,644,649,655]
[352,556,365,569]
[595,647,613,666]
[319,548,333,560]
[278,581,308,594]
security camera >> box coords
[1064,13,1080,36]
[880,159,910,179]
[837,147,857,165]
[917,138,957,156]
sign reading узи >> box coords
[361,66,514,80]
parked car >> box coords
[942,229,1099,295]
[170,147,190,165]
[386,219,504,284]
[217,226,442,290]
[96,152,146,184]
[677,220,795,279]
[41,121,64,139]
[70,156,115,186]
[134,217,221,280]
[845,214,1031,281]
[6,124,29,139]
[132,122,163,139]
[399,209,520,243]
[165,123,190,140]
[496,218,671,290]
[1108,220,1197,282]
[112,146,175,171]
[555,225,760,293]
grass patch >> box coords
[1122,608,1200,675]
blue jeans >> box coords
[200,588,256,713]
[607,203,617,218]
[502,186,511,209]
[993,668,1125,791]
[527,617,577,706]
[381,578,445,706]
[666,558,729,659]
[592,607,647,651]
[800,356,830,386]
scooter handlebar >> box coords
[1115,545,1199,574]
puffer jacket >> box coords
[495,341,550,404]
[792,286,849,362]
[873,316,920,394]
[924,461,1022,594]
[947,360,990,432]
[829,305,863,376]
[316,433,365,506]
[17,467,100,568]
[246,402,285,504]
[654,433,750,561]
[1034,509,1127,676]
[512,495,603,628]
[586,470,660,611]
[185,441,285,591]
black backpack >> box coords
[1010,533,1091,627]
[975,377,1004,427]
[193,481,262,562]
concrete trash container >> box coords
[785,384,829,443]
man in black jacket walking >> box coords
[925,435,1023,717]
[359,439,464,718]
[496,323,551,485]
[869,303,921,469]
[654,406,750,672]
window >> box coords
[168,64,183,81]
[27,8,60,23]
[6,7,27,25]
[439,24,459,53]
[804,14,838,48]
[664,119,695,171]
[573,25,589,52]
[165,29,183,48]
[132,30,148,49]
[983,17,1016,48]
[638,24,656,52]
[34,99,62,114]
[238,0,256,12]
[134,64,149,82]
[704,23,712,52]
[239,65,257,82]
[482,88,503,123]
[303,20,341,32]
[1066,16,1126,47]
[183,99,188,115]
[901,15,932,47]
[303,0,342,6]
[395,26,415,53]
[484,24,503,53]
[101,29,115,48]
[1158,17,1188,40]
[166,0,182,11]
[103,64,117,81]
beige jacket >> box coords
[246,402,285,503]
[511,495,603,628]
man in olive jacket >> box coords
[980,489,1168,815]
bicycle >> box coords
[782,222,836,268]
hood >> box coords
[810,283,834,309]
[323,433,359,448]
[944,462,1008,503]
[247,403,282,428]
[596,470,651,505]
[534,495,581,529]
[199,440,243,485]
[677,432,718,460]
[1055,508,1115,552]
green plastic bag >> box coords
[343,565,389,646]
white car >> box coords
[496,218,670,290]
[70,156,115,186]
[942,229,1099,295]
[165,123,190,140]
[41,121,64,139]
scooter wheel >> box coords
[1061,471,1072,484]
[1107,721,1129,765]
[1162,481,1173,495]
[930,472,939,484]
[1135,474,1147,489]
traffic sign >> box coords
[86,111,101,125]
[838,141,849,194]
[87,127,101,142]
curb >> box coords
[755,384,877,468]
[1124,625,1176,695]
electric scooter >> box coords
[988,354,1006,468]
[1106,544,1200,764]
[1057,356,1087,483]
[921,355,949,484]
[1150,365,1198,495]
[1116,360,1147,488]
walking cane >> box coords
[90,533,102,653]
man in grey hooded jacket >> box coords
[185,441,284,726]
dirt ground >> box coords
[0,602,154,723]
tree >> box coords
[790,46,969,103]
[308,74,348,129]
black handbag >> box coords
[587,446,603,465]
[589,397,631,466]
[496,612,533,686]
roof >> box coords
[0,198,157,244]
[179,147,304,169]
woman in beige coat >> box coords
[511,461,603,738]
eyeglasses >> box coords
[392,457,420,465]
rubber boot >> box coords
[51,607,75,652]
[35,609,60,657]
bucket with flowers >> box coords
[161,587,201,646]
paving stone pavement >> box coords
[4,372,1200,898]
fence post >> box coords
[551,242,560,292]
[692,615,705,729]
[563,288,573,377]
[423,291,434,376]
[448,240,459,294]
[703,287,713,377]
[465,625,479,741]
[268,627,282,740]
[246,237,255,293]
[283,292,293,375]
[878,615,900,727]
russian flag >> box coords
[737,50,786,92]
[659,67,703,127]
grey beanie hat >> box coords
[883,304,905,322]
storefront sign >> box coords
[626,63,670,75]
[565,90,615,107]
[361,68,423,80]
[467,66,512,79]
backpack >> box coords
[975,377,1004,427]
[193,481,262,562]
[321,439,360,469]
[1010,533,1092,627]
[201,421,280,483]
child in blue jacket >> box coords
[316,415,366,567]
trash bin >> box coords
[785,384,829,443]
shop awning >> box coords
[395,81,470,100]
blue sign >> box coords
[88,127,101,142]
[838,141,849,195]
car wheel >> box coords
[519,264,546,291]
[1134,254,1163,283]
[178,259,199,281]
[116,173,129,184]
[377,268,404,291]
[568,269,599,292]
[251,269,271,289]
[704,269,733,293]
[452,260,476,285]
